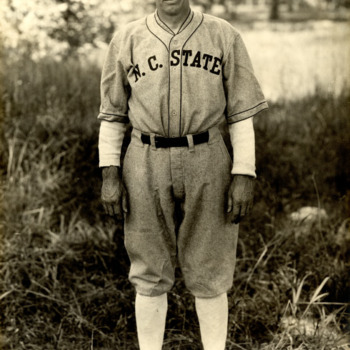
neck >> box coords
[157,7,190,33]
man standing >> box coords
[98,0,268,349]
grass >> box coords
[241,21,350,102]
[1,46,349,349]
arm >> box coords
[99,120,127,168]
[99,120,128,219]
[227,117,256,224]
[98,31,131,219]
[222,32,268,223]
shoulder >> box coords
[201,13,241,38]
[110,16,148,45]
[197,12,243,47]
[195,12,243,50]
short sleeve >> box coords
[223,33,268,124]
[97,33,130,124]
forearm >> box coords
[98,120,127,167]
[228,117,256,178]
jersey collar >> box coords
[146,9,203,51]
[155,8,193,35]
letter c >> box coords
[148,55,159,71]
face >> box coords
[155,0,190,17]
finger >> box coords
[232,204,241,224]
[240,203,248,217]
[122,192,128,213]
[233,202,241,218]
[102,203,108,214]
[233,216,241,225]
[227,196,233,213]
[107,204,115,217]
[113,204,123,220]
[238,206,248,223]
[248,201,254,214]
[242,201,253,217]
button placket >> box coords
[168,40,182,137]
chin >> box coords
[159,0,188,11]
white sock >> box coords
[135,293,167,350]
[195,293,228,350]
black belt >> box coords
[141,131,209,148]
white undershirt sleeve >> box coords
[98,120,127,167]
[228,117,256,178]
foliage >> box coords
[2,0,350,60]
[0,45,349,349]
[1,0,153,59]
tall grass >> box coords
[0,49,349,349]
[242,21,350,102]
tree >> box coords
[1,0,150,59]
[270,0,280,20]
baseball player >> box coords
[98,0,268,349]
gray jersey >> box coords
[98,10,267,137]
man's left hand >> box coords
[227,175,255,224]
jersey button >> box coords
[173,39,178,45]
[171,110,176,116]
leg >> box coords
[177,128,238,346]
[122,131,177,348]
[136,293,168,350]
[195,293,228,350]
[178,127,238,297]
[123,130,177,296]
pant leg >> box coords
[178,127,239,298]
[122,130,177,297]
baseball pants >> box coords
[122,126,239,298]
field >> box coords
[238,21,350,101]
[1,20,350,350]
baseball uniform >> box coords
[98,9,268,297]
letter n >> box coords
[133,64,142,82]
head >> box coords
[155,0,190,18]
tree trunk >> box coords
[270,0,280,20]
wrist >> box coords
[102,166,121,179]
[231,162,256,178]
[232,174,255,180]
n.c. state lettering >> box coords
[170,50,222,75]
[132,50,222,82]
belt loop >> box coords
[132,128,144,147]
[208,126,217,145]
[186,134,195,152]
[150,133,157,150]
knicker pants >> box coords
[122,126,239,298]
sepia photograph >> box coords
[1,0,349,349]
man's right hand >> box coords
[101,166,128,219]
